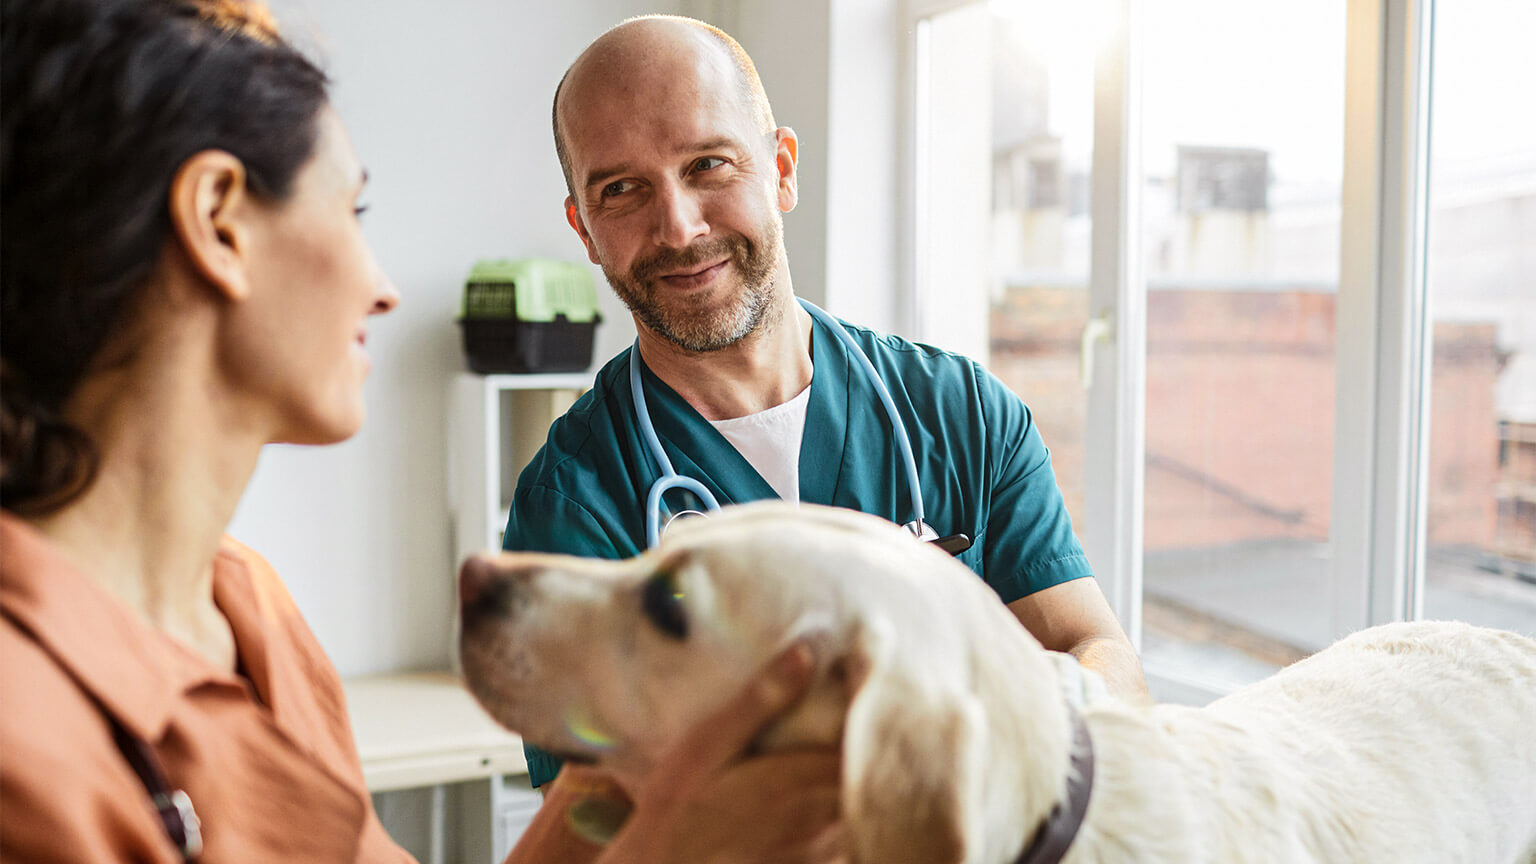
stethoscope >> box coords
[630,296,971,555]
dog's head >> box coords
[460,501,1069,863]
[459,503,957,778]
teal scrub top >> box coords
[504,312,1091,787]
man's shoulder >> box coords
[830,316,981,371]
[820,313,1032,428]
[824,316,989,400]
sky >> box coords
[984,0,1535,419]
[991,0,1536,183]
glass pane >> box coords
[1139,0,1347,688]
[1421,0,1536,637]
[983,0,1098,546]
[919,0,1100,546]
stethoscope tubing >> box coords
[630,342,723,547]
[796,298,926,530]
[630,296,924,547]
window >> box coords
[909,0,1533,701]
[914,0,1101,548]
[1138,0,1346,686]
[1420,0,1536,634]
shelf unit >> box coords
[418,372,591,861]
[448,372,593,567]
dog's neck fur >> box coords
[1014,703,1093,864]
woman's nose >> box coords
[372,270,401,314]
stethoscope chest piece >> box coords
[904,521,973,555]
[661,508,709,538]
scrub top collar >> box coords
[628,312,856,510]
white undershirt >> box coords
[707,384,811,503]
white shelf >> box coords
[472,372,593,391]
[345,672,537,864]
[439,372,594,861]
[344,671,526,792]
[448,371,594,566]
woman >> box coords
[0,1,840,861]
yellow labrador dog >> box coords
[459,502,1536,864]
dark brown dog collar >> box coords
[1015,703,1094,864]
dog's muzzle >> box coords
[458,555,530,634]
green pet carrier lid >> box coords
[462,258,601,324]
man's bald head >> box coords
[552,15,776,197]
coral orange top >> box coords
[0,513,412,862]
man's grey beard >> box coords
[603,216,784,353]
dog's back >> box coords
[1077,621,1536,864]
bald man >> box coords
[506,15,1148,791]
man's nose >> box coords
[650,179,708,249]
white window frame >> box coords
[1333,0,1435,634]
[903,0,1437,702]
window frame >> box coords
[902,0,1437,702]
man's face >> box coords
[558,38,798,352]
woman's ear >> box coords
[168,150,254,302]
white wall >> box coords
[230,0,904,677]
[694,0,905,333]
[230,0,669,676]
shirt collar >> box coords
[627,311,858,510]
[797,311,853,505]
[0,513,255,743]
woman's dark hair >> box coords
[1,0,330,515]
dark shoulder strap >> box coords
[107,717,203,861]
[1,606,204,861]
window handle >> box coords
[1080,311,1114,390]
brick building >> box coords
[990,288,1506,555]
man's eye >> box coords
[601,180,632,199]
[691,157,725,173]
[641,569,688,640]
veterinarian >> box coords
[0,2,841,862]
[505,13,1151,791]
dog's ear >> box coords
[841,626,977,864]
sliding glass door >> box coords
[1419,0,1536,633]
[1136,0,1347,689]
[909,0,1530,702]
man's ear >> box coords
[566,197,602,266]
[774,126,799,213]
[168,150,254,303]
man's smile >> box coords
[658,259,729,290]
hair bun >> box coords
[0,363,97,515]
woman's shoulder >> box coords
[213,535,348,703]
[216,534,302,619]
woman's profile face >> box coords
[222,106,399,445]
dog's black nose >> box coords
[459,555,498,609]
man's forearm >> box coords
[1070,634,1151,703]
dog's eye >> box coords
[641,569,688,640]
